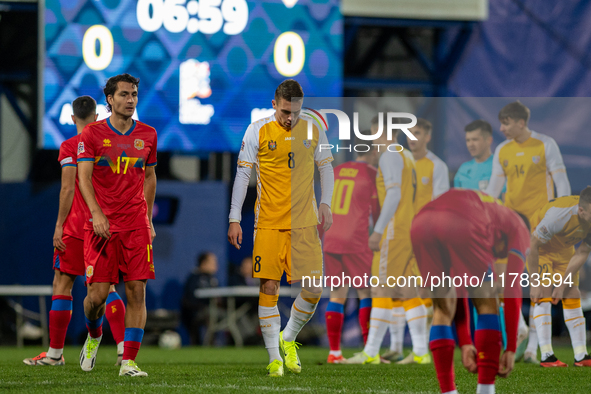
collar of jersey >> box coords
[107,117,136,136]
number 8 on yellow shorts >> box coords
[252,226,323,283]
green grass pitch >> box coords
[1,346,591,393]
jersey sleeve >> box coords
[379,152,403,191]
[533,206,571,244]
[77,126,95,163]
[544,136,567,174]
[58,140,77,168]
[484,144,506,198]
[432,159,450,198]
[314,124,334,167]
[237,124,259,169]
[146,131,158,167]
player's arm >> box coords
[369,154,402,251]
[484,145,505,198]
[545,138,571,196]
[315,124,335,232]
[144,166,157,241]
[228,125,258,249]
[78,161,110,239]
[552,240,591,303]
[432,160,450,198]
[53,166,77,251]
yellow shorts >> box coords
[534,254,579,286]
[371,234,415,282]
[252,226,323,282]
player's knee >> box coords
[125,282,146,307]
[260,280,279,295]
[52,270,73,296]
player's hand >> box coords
[530,285,543,304]
[460,344,477,373]
[149,221,156,242]
[228,222,243,250]
[53,226,66,251]
[551,284,566,304]
[368,231,382,252]
[498,351,515,378]
[319,203,333,232]
[92,210,111,239]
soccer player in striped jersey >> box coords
[387,118,449,364]
[323,139,380,364]
[77,74,158,377]
[528,188,591,367]
[485,101,571,364]
[227,80,334,377]
[23,96,126,366]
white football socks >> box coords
[259,305,282,363]
[364,307,390,358]
[534,302,554,360]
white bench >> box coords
[0,285,53,347]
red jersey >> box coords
[77,118,157,232]
[323,161,380,254]
[58,134,89,240]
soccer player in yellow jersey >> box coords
[348,114,430,365]
[384,118,449,364]
[527,187,591,367]
[485,101,571,219]
[227,80,334,377]
[485,101,571,364]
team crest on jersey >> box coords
[86,266,94,278]
[539,225,550,238]
[103,139,111,147]
[268,140,277,151]
[303,139,311,149]
[134,139,145,150]
[421,176,429,185]
[532,155,540,164]
[77,142,85,155]
[503,160,509,167]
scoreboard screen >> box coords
[42,0,343,152]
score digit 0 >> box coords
[82,25,114,71]
[274,32,305,77]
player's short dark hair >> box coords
[580,186,591,207]
[464,120,492,136]
[103,73,140,113]
[516,211,531,232]
[415,118,432,134]
[197,252,214,267]
[72,96,96,120]
[274,79,303,103]
[498,101,530,124]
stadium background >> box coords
[1,0,591,347]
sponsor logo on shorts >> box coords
[86,266,94,278]
[149,264,155,273]
[60,157,73,165]
[268,140,277,151]
[77,142,85,155]
[303,139,311,148]
[134,139,144,150]
[532,155,540,164]
[103,139,111,147]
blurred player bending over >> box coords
[227,80,334,377]
[528,188,591,367]
[323,136,380,364]
[23,96,126,366]
[388,118,449,364]
[348,114,430,365]
[485,101,570,364]
[411,189,530,394]
[454,120,532,363]
[77,74,158,377]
